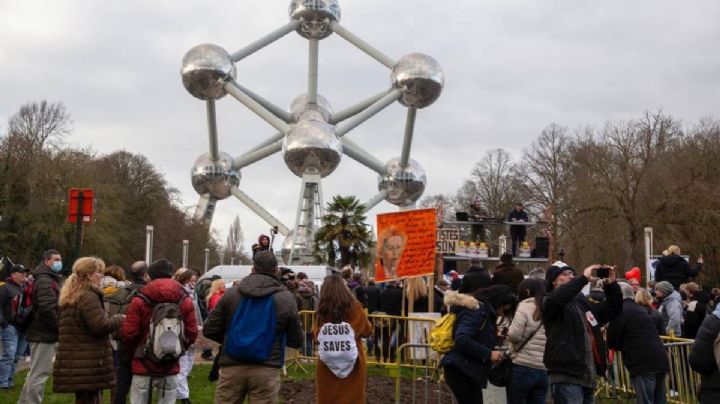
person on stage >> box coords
[507,202,529,256]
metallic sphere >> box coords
[191,152,240,200]
[289,0,341,39]
[378,157,427,206]
[290,93,333,122]
[283,119,342,178]
[281,229,314,264]
[181,44,236,100]
[391,53,444,108]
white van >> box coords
[199,265,336,290]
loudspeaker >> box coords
[532,237,549,258]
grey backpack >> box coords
[135,293,186,364]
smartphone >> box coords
[596,266,610,279]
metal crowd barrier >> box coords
[608,335,700,403]
[296,310,702,404]
[297,310,440,369]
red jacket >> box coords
[121,278,198,376]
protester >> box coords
[203,251,303,403]
[313,274,372,404]
[491,252,524,294]
[349,272,367,307]
[542,263,622,404]
[296,272,317,310]
[251,234,272,258]
[0,264,28,390]
[441,285,517,404]
[364,278,381,314]
[654,245,701,290]
[174,268,202,404]
[588,279,606,304]
[683,282,710,339]
[460,259,491,294]
[507,202,529,256]
[113,261,147,404]
[196,274,221,361]
[206,279,226,312]
[121,259,198,404]
[507,279,547,404]
[655,280,683,336]
[19,249,64,404]
[52,257,125,403]
[101,265,132,403]
[527,267,546,280]
[434,279,449,313]
[449,270,462,291]
[607,283,669,404]
[406,277,429,313]
[102,265,129,290]
[635,289,665,336]
[689,304,720,403]
[377,281,403,362]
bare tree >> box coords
[515,124,573,258]
[225,215,249,264]
[7,100,71,153]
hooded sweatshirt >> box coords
[202,272,303,368]
[659,290,683,336]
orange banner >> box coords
[374,208,437,282]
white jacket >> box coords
[507,298,547,370]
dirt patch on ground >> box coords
[281,375,453,403]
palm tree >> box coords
[314,195,374,268]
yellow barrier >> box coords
[297,310,439,368]
[297,311,702,404]
[608,335,700,403]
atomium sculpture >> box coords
[181,0,444,264]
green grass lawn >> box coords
[3,362,637,403]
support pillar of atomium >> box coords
[283,173,324,265]
[180,0,444,265]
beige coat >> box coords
[507,298,546,370]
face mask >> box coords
[52,261,63,272]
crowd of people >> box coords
[0,242,718,404]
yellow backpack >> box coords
[429,312,456,354]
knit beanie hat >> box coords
[546,265,574,291]
[148,259,174,280]
[655,281,674,296]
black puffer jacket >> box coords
[26,264,63,343]
[0,278,22,327]
[607,300,668,377]
[203,272,303,368]
[380,284,403,316]
[654,254,700,291]
[542,275,622,380]
[689,314,720,403]
[365,284,381,314]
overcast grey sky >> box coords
[2,0,719,255]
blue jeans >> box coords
[508,364,548,404]
[631,373,666,404]
[0,324,27,388]
[553,383,594,404]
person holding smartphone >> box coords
[543,263,623,404]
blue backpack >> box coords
[225,292,278,362]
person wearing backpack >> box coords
[0,264,29,390]
[313,274,372,404]
[52,257,125,403]
[203,251,303,404]
[440,286,516,404]
[19,248,64,404]
[121,259,197,404]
